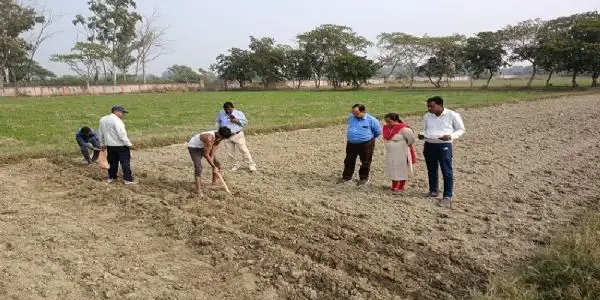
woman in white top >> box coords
[382,113,417,193]
[188,127,232,197]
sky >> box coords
[26,0,600,76]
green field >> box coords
[0,88,595,162]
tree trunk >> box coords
[571,70,578,88]
[435,76,442,88]
[485,72,493,88]
[142,62,147,84]
[526,65,537,88]
[113,70,117,86]
[592,72,599,88]
[545,70,554,87]
[314,73,321,88]
[297,80,302,89]
[409,73,415,88]
[427,75,439,88]
[469,75,473,88]
[385,61,398,83]
[4,68,10,84]
[102,62,107,81]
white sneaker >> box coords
[107,179,115,183]
[249,165,257,172]
[124,180,137,185]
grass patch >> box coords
[473,213,600,300]
[0,88,596,162]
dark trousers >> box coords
[76,136,100,162]
[423,142,453,198]
[107,146,133,182]
[342,139,375,180]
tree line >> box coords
[211,11,600,89]
[2,0,599,89]
[1,0,170,88]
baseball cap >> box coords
[111,105,129,113]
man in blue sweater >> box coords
[338,104,382,186]
[75,126,101,164]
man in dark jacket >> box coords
[76,126,101,164]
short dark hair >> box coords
[352,104,366,112]
[427,96,444,106]
[384,113,402,123]
[223,102,234,109]
[81,126,92,135]
[218,126,232,139]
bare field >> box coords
[1,94,600,299]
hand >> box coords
[439,135,452,141]
[417,134,425,140]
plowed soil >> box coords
[1,94,599,299]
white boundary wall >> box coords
[0,83,204,97]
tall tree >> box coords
[502,19,545,88]
[133,10,168,84]
[297,24,372,88]
[248,36,285,88]
[572,14,600,87]
[51,42,109,89]
[539,12,599,87]
[0,0,44,87]
[376,32,429,87]
[281,47,312,88]
[74,0,141,85]
[463,31,506,87]
[418,35,464,88]
[332,54,380,88]
[210,48,254,88]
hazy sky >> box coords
[29,0,599,76]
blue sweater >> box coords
[346,113,381,144]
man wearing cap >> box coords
[98,105,135,184]
[216,102,257,172]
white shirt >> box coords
[187,131,215,148]
[422,108,465,144]
[98,113,133,147]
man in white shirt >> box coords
[418,96,465,208]
[98,105,135,184]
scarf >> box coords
[383,123,417,164]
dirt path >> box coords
[1,94,599,299]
